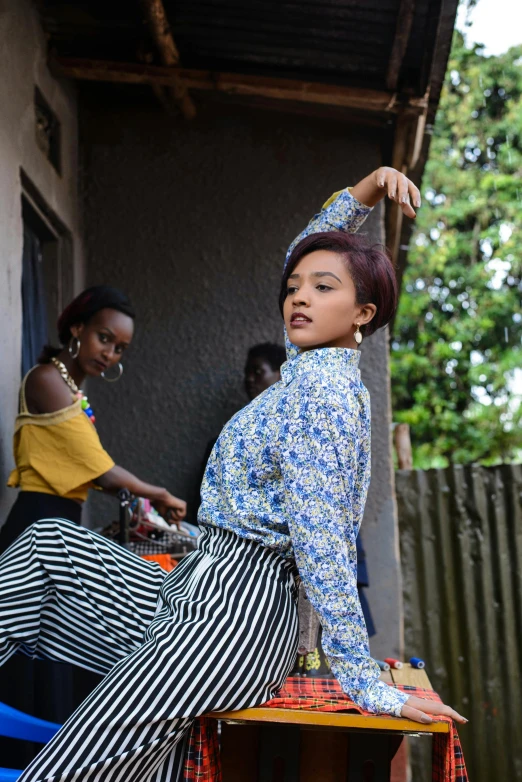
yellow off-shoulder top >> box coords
[7,370,115,502]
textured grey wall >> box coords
[82,99,402,659]
[0,0,84,523]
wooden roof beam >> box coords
[49,56,428,115]
[140,0,195,119]
[386,0,416,91]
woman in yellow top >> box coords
[1,284,186,554]
[0,285,187,768]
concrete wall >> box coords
[0,0,84,522]
[82,99,403,659]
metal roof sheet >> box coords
[40,0,446,94]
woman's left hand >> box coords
[401,695,468,725]
[351,167,421,218]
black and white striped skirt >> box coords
[0,518,299,781]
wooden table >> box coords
[208,666,448,781]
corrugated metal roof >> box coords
[39,2,146,62]
[40,0,458,277]
[163,0,398,87]
[40,0,444,95]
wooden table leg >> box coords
[347,733,399,781]
[258,724,300,781]
[220,722,259,780]
[299,729,349,781]
[221,723,409,781]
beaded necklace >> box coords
[50,358,96,424]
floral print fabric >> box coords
[199,190,408,716]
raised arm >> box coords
[284,166,421,270]
[282,167,421,358]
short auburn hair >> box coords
[279,232,398,337]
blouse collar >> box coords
[280,347,361,385]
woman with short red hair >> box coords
[0,168,465,782]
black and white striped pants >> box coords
[0,518,298,781]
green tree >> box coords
[391,32,522,468]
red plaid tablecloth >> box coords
[182,717,221,781]
[183,676,468,782]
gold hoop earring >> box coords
[354,323,363,346]
[68,337,80,359]
[101,363,123,383]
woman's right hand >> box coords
[153,490,187,525]
[96,467,187,525]
[401,695,468,725]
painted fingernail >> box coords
[401,195,408,203]
[390,191,396,198]
[415,199,421,207]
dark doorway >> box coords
[20,171,73,375]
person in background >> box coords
[2,285,186,551]
[244,342,287,401]
[198,342,288,491]
[357,536,376,637]
[0,285,186,768]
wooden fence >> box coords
[396,463,522,781]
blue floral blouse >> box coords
[199,189,409,717]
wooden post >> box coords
[394,423,413,470]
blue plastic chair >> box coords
[0,701,61,781]
[0,771,21,782]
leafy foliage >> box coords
[391,33,522,467]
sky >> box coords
[456,0,522,55]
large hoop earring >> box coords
[101,363,123,383]
[68,337,80,359]
[354,323,363,346]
